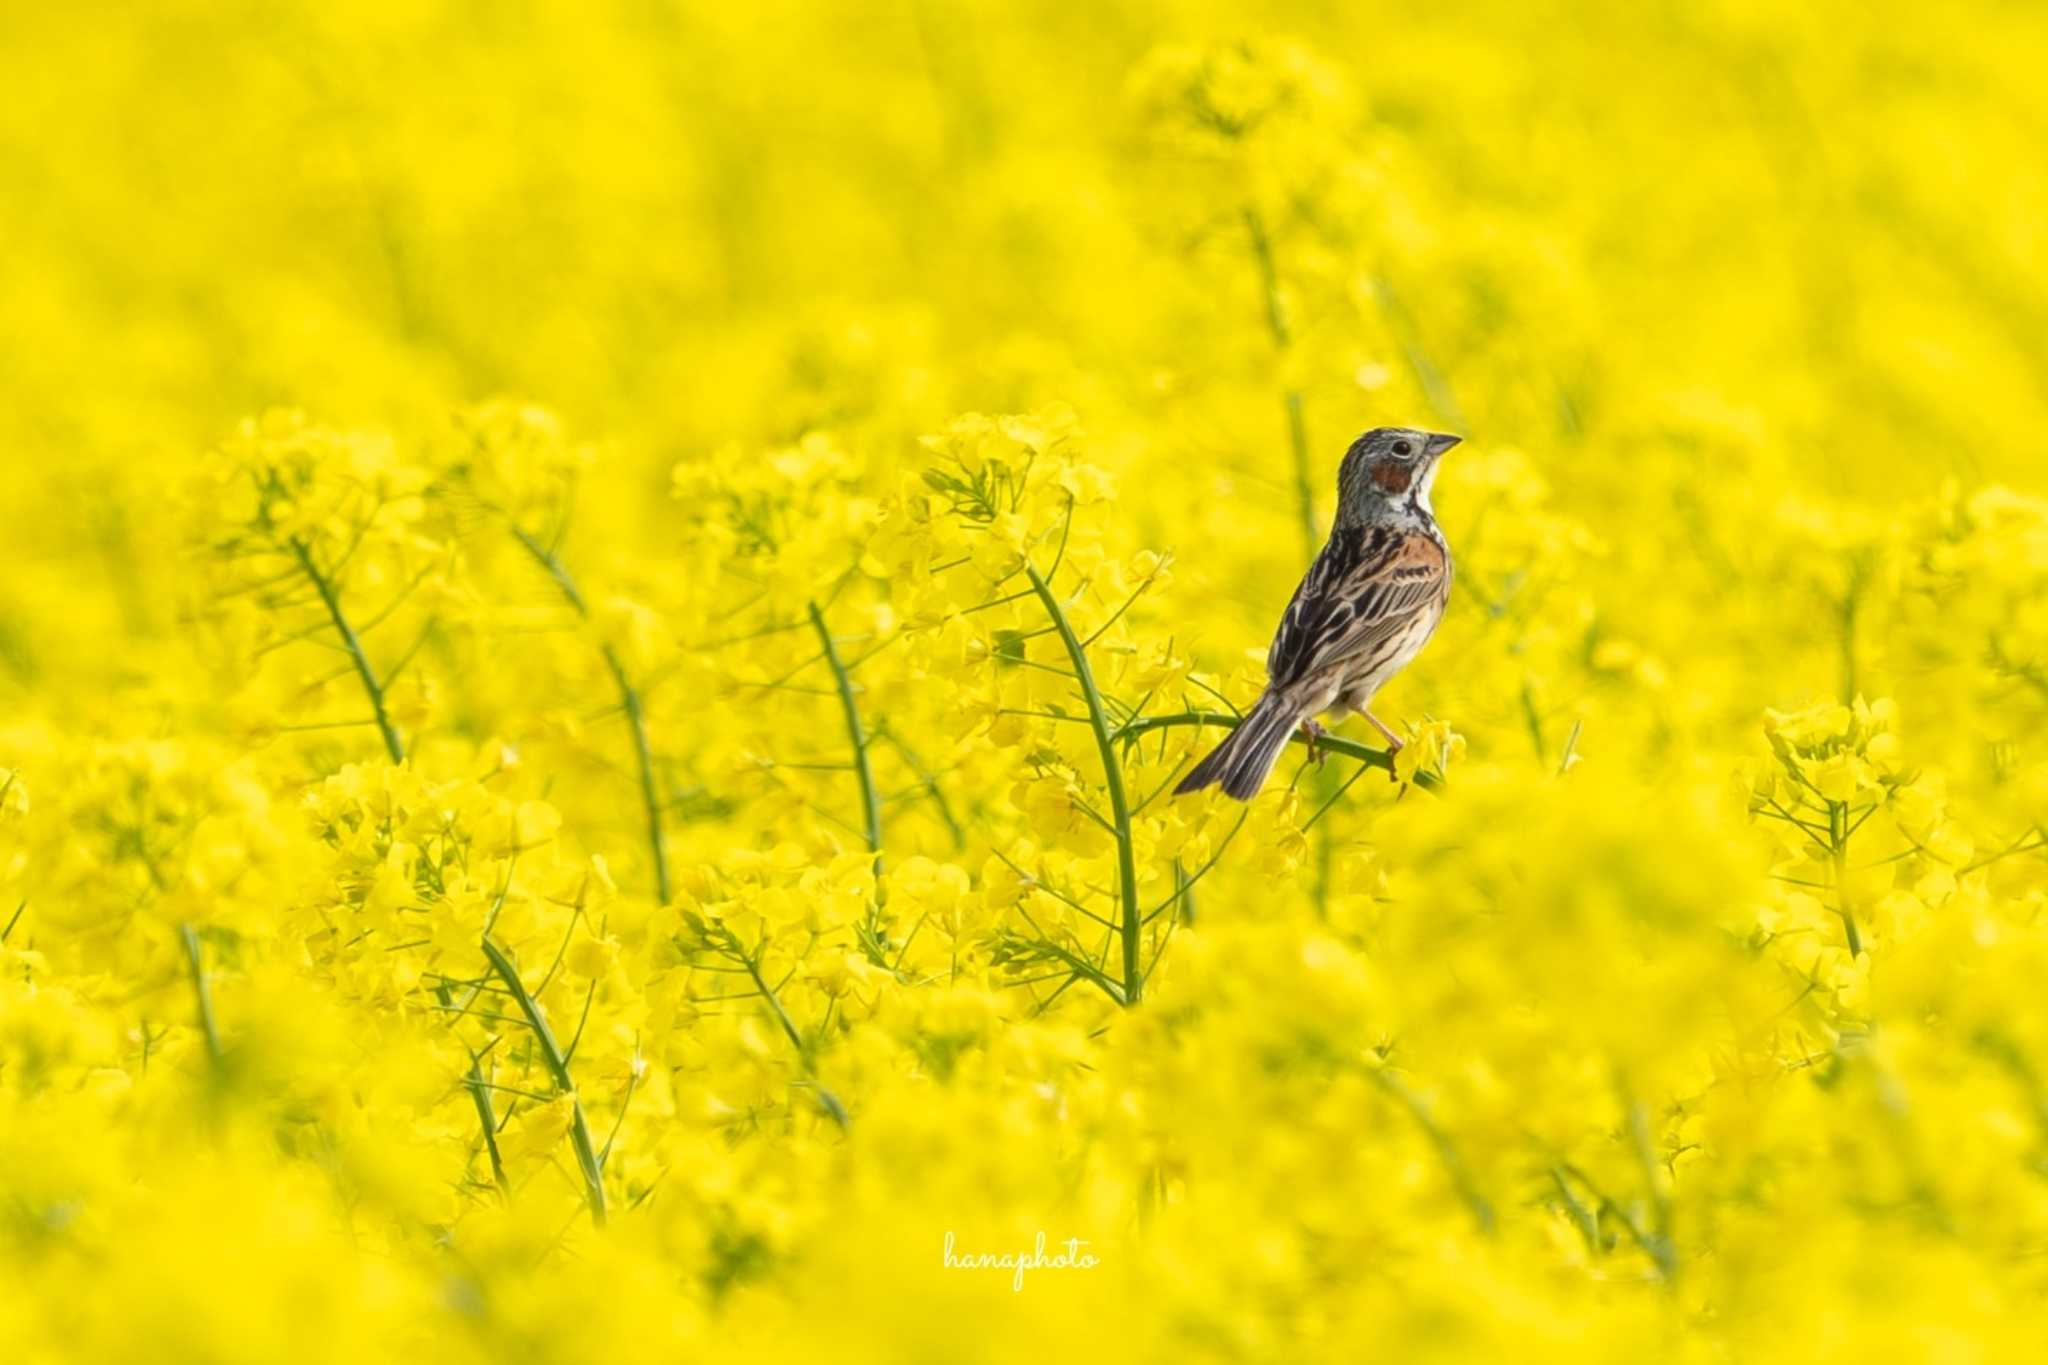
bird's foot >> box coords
[1365,711,1404,783]
[1300,718,1330,768]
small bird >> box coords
[1175,427,1461,800]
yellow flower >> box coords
[1392,719,1466,788]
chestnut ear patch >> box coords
[1370,459,1412,494]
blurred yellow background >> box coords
[3,2,2048,1361]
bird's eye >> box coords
[1392,440,1413,457]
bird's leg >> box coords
[1364,710,1405,782]
[1300,718,1329,768]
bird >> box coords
[1174,427,1461,801]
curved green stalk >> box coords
[1024,566,1143,1005]
[290,537,404,764]
[1243,206,1317,560]
[1370,272,1468,430]
[1829,800,1861,958]
[511,527,670,904]
[481,938,609,1226]
[1243,205,1346,915]
[1624,1090,1678,1283]
[724,925,850,1129]
[1371,1067,1494,1234]
[602,643,671,904]
[807,601,883,876]
[179,923,223,1071]
[435,983,510,1200]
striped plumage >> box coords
[1176,427,1460,800]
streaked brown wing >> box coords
[1267,527,1448,689]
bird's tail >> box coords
[1173,693,1300,801]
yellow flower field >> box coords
[5,2,2048,1359]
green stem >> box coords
[1310,764,1337,917]
[290,537,404,764]
[1557,1158,1666,1274]
[604,644,670,904]
[1519,679,1549,762]
[1830,800,1861,957]
[1547,1164,1601,1254]
[1370,272,1467,429]
[1284,391,1314,553]
[726,927,850,1129]
[179,923,223,1070]
[879,728,965,849]
[1245,206,1338,915]
[1024,566,1143,1005]
[807,601,883,875]
[512,527,670,904]
[1839,551,1870,703]
[436,985,510,1199]
[480,938,609,1227]
[1119,710,1443,793]
[1371,1067,1495,1234]
[1625,1088,1678,1283]
[1243,206,1317,560]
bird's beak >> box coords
[1425,432,1463,456]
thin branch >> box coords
[1624,1089,1679,1283]
[1303,758,1377,830]
[480,938,609,1226]
[876,728,965,849]
[1080,572,1161,649]
[436,984,510,1199]
[808,599,884,889]
[510,525,670,903]
[1371,1067,1494,1234]
[289,537,404,763]
[598,1059,641,1169]
[1141,809,1249,923]
[179,923,224,1072]
[1025,565,1144,1005]
[714,926,850,1129]
[1243,205,1317,559]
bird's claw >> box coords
[1301,719,1329,768]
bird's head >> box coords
[1334,426,1461,526]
